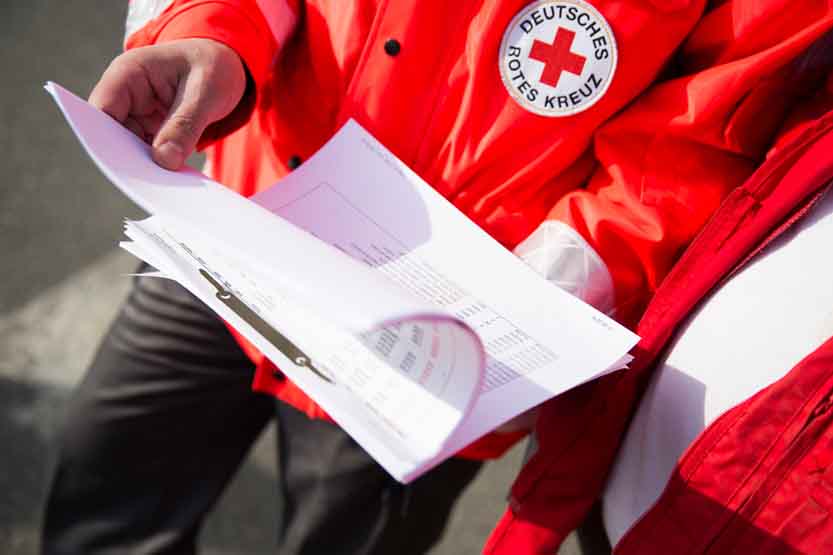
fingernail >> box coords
[154,141,185,170]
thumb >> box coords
[151,74,213,170]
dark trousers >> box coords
[42,273,482,554]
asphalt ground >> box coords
[0,2,603,553]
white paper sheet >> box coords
[252,121,640,478]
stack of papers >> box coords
[47,82,638,482]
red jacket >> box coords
[125,0,833,550]
[614,118,833,554]
[486,74,833,554]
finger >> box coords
[123,116,148,142]
[151,72,214,170]
[89,60,151,124]
[136,109,166,138]
[89,69,132,123]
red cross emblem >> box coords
[528,27,586,88]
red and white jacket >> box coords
[125,0,833,551]
[608,107,833,555]
[486,86,833,555]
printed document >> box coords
[47,82,639,482]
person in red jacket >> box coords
[42,1,833,554]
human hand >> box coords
[89,38,247,170]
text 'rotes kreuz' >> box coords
[500,0,617,117]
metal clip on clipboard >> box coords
[199,269,335,384]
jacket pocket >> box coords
[713,383,833,553]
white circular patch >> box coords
[499,0,617,117]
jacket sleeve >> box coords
[514,1,833,327]
[122,0,299,144]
